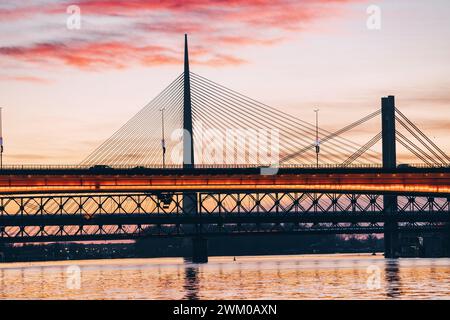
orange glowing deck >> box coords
[0,172,449,195]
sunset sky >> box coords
[0,0,449,164]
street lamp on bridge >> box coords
[160,107,166,169]
[314,108,320,168]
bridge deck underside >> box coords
[0,191,448,243]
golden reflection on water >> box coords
[0,254,449,300]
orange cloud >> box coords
[0,74,51,84]
[195,54,247,66]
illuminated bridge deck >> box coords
[0,167,449,195]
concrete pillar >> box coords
[444,224,450,257]
[0,242,5,262]
[384,195,399,258]
[381,95,399,258]
[192,237,208,263]
[382,95,396,169]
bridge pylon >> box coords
[183,33,194,168]
[182,34,206,263]
[381,95,399,258]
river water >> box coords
[0,254,449,299]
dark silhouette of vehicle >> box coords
[131,166,147,172]
[88,165,114,172]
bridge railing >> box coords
[0,163,448,171]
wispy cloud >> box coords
[0,74,51,83]
[0,0,367,75]
[0,41,180,69]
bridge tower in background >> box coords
[381,95,399,258]
[182,34,207,263]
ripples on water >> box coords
[0,254,449,299]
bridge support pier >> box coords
[381,95,399,258]
[192,237,208,263]
[443,224,450,257]
[182,192,207,263]
[384,195,399,258]
[0,242,5,262]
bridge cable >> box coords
[342,132,382,166]
[190,78,342,164]
[280,110,381,163]
[81,74,184,166]
[190,73,378,165]
[396,134,434,165]
[395,131,439,165]
[190,73,381,165]
[395,116,445,165]
[395,108,450,163]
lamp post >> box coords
[314,109,320,168]
[160,107,166,168]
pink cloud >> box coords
[0,0,368,72]
[0,40,249,69]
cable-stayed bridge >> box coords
[1,35,449,262]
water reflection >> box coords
[0,254,448,299]
[385,259,402,298]
[183,265,199,300]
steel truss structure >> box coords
[0,190,449,243]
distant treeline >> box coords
[138,234,382,258]
[0,234,383,262]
